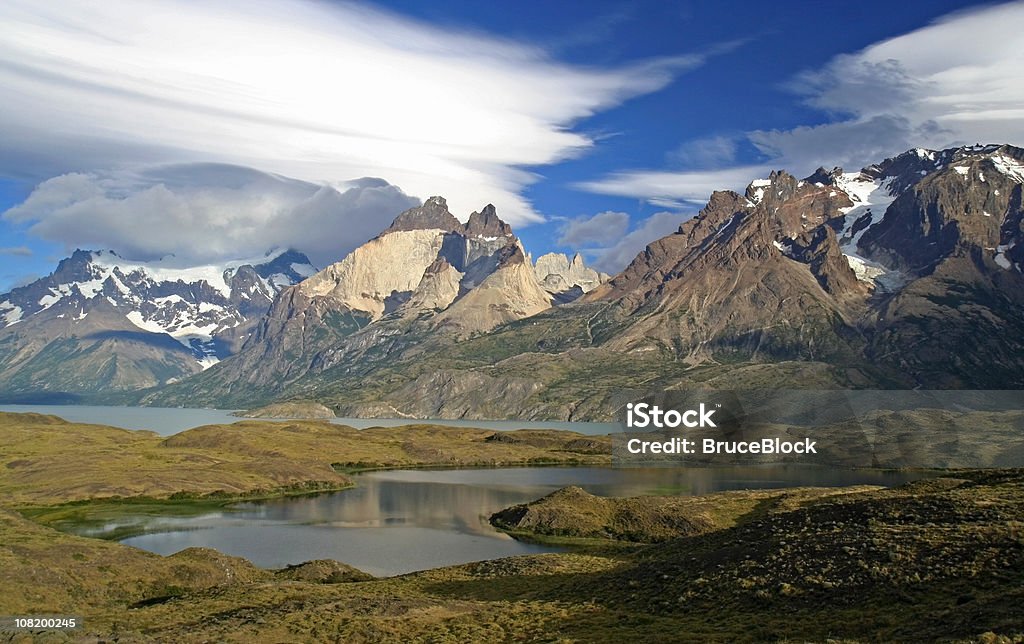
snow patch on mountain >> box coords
[92,249,304,298]
[991,154,1024,183]
[1,303,23,326]
[748,178,771,205]
[125,311,165,334]
[843,252,907,291]
[835,174,897,255]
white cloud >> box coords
[578,2,1024,203]
[752,1,1024,170]
[586,211,690,274]
[557,211,630,247]
[3,165,420,268]
[746,116,947,174]
[0,0,699,230]
[576,165,771,206]
[0,246,32,257]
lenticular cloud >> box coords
[0,0,694,227]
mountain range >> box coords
[0,249,316,397]
[2,143,1022,416]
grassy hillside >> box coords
[1,412,1021,641]
[0,412,610,506]
[2,411,611,546]
[0,412,352,506]
[490,484,882,543]
[1,469,1021,641]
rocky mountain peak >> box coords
[464,204,513,239]
[805,167,844,186]
[432,240,553,336]
[856,145,1024,274]
[48,249,96,282]
[403,256,464,313]
[384,196,462,234]
[285,199,552,332]
[853,144,1024,198]
[742,171,801,209]
[533,252,607,302]
[786,225,862,296]
[497,242,528,267]
[425,256,453,274]
[696,190,747,227]
[859,148,942,194]
[762,171,801,204]
[0,248,316,394]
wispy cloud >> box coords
[578,1,1024,204]
[750,1,1024,169]
[0,0,700,230]
[0,246,32,256]
[576,165,770,205]
[557,211,630,247]
[559,210,689,274]
[594,212,689,274]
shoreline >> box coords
[4,409,947,557]
[17,459,945,570]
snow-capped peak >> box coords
[0,248,317,369]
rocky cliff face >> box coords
[287,197,527,323]
[145,198,605,404]
[434,243,554,334]
[0,249,316,396]
[404,258,464,312]
[266,197,541,330]
[583,170,866,365]
[297,228,453,318]
[855,145,1024,387]
[533,252,609,302]
[859,146,1024,273]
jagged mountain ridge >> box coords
[293,198,540,324]
[129,198,606,403]
[263,143,1024,416]
[579,144,1024,385]
[19,143,1024,412]
[532,252,609,303]
[0,249,316,396]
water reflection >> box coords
[113,466,925,576]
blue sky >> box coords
[2,0,1022,290]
